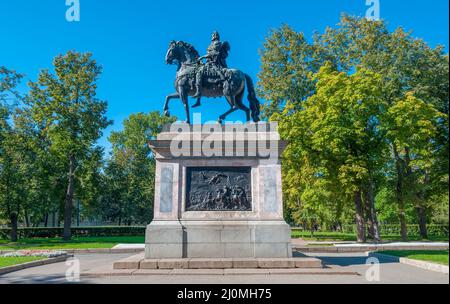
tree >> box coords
[0,67,25,241]
[100,112,175,225]
[257,25,324,119]
[27,51,111,240]
[258,15,448,241]
[275,64,387,242]
[384,93,445,238]
[317,15,449,240]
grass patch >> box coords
[379,250,449,266]
[0,232,447,250]
[0,236,145,250]
[291,231,449,242]
[0,256,46,268]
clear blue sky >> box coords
[1,0,448,153]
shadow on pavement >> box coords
[0,274,88,284]
[311,255,398,267]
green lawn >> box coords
[0,256,46,268]
[291,230,449,242]
[0,236,145,250]
[379,250,449,266]
[0,232,447,251]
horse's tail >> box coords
[244,74,260,122]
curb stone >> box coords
[295,244,449,253]
[367,252,449,274]
[63,248,144,254]
[0,254,73,276]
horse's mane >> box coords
[177,41,199,59]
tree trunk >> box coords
[10,212,18,242]
[63,155,75,241]
[365,192,375,240]
[52,212,56,227]
[393,146,408,241]
[24,209,30,227]
[365,181,381,242]
[417,205,428,239]
[44,213,49,228]
[416,170,429,240]
[354,190,366,243]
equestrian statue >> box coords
[164,31,260,124]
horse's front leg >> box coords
[164,92,180,117]
[179,90,191,124]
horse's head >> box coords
[165,41,199,66]
[165,40,178,65]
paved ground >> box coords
[0,252,448,284]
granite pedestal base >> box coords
[146,220,292,259]
[145,123,292,259]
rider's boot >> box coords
[193,73,202,99]
[192,98,201,108]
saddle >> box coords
[200,63,227,84]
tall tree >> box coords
[275,64,387,243]
[259,15,448,241]
[317,15,449,240]
[27,52,111,240]
[0,67,25,241]
[100,112,175,225]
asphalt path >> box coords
[0,252,448,284]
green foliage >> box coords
[275,63,387,240]
[96,112,176,225]
[259,15,449,239]
[0,67,28,241]
[26,51,112,239]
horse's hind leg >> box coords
[218,96,238,124]
[218,106,238,124]
[234,90,251,122]
[164,92,180,116]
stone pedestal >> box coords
[145,123,292,259]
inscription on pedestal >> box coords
[186,167,252,211]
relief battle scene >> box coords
[186,167,252,211]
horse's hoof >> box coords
[192,103,201,108]
[164,110,170,117]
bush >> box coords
[0,226,146,240]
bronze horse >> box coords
[164,41,260,124]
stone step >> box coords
[83,267,357,277]
[113,253,145,269]
[113,255,323,270]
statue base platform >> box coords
[146,220,292,258]
[145,123,292,259]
